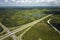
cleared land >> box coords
[22,22,60,40]
[0,9,60,40]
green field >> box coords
[50,15,60,23]
[3,36,13,40]
[22,14,60,40]
[22,22,60,40]
[0,9,47,28]
[0,9,60,40]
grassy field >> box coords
[0,9,47,28]
[21,14,60,40]
[3,36,13,40]
[22,22,60,40]
[0,9,60,40]
[50,15,60,23]
[0,32,6,36]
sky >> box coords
[0,0,60,7]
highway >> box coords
[47,19,60,34]
[17,14,52,40]
[0,23,18,40]
[0,14,52,40]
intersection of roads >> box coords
[0,14,52,40]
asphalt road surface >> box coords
[18,14,52,40]
[47,19,60,34]
[0,14,52,40]
[0,23,18,40]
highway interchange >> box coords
[0,14,52,40]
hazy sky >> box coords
[0,0,60,7]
